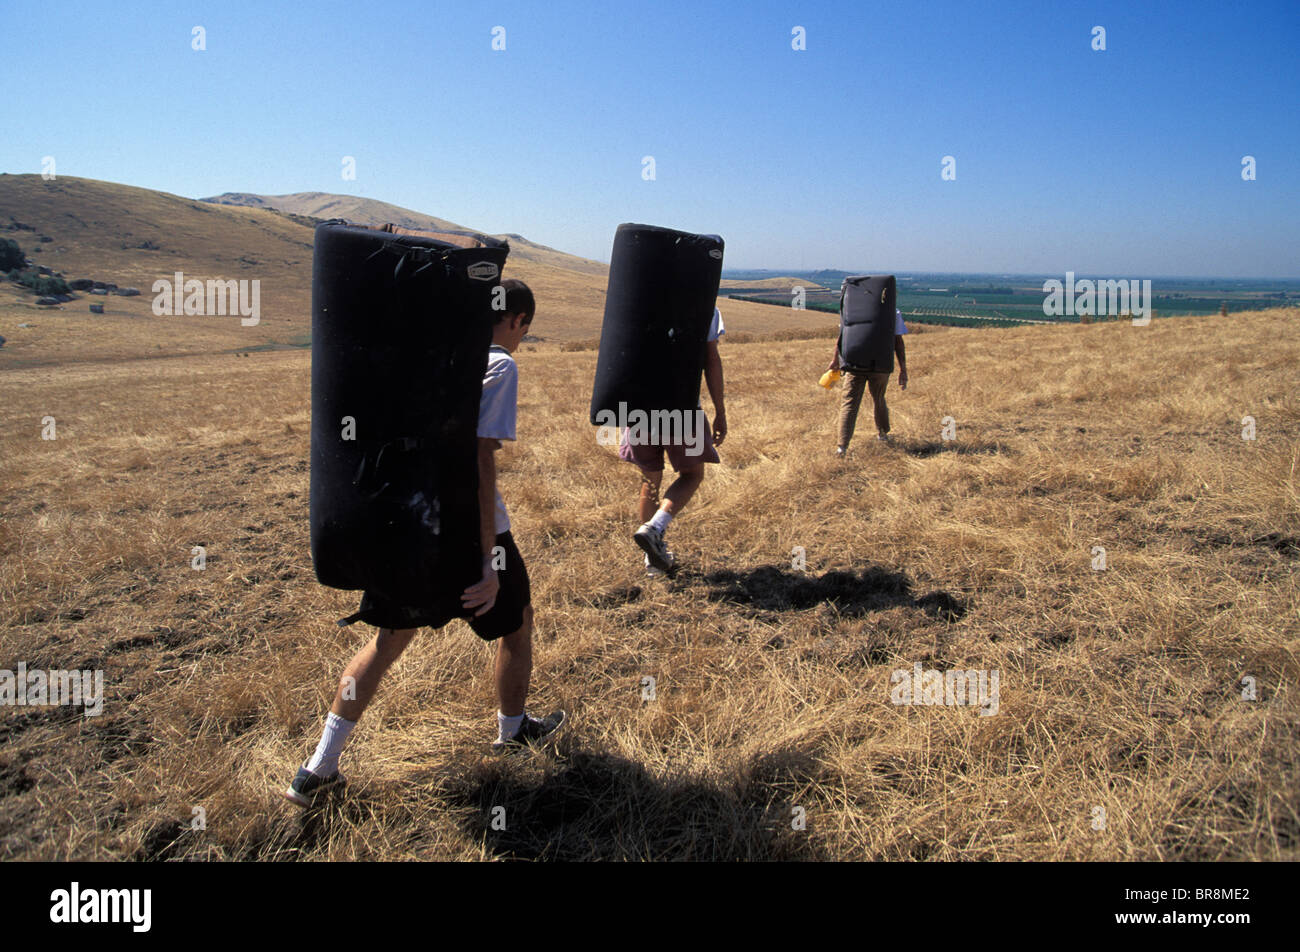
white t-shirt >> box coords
[895,309,908,335]
[708,307,725,342]
[477,345,517,535]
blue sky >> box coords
[2,0,1297,276]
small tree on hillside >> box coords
[0,238,24,272]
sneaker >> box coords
[877,433,892,444]
[492,710,566,754]
[645,551,677,578]
[835,446,846,458]
[634,523,674,573]
[282,763,345,807]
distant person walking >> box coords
[284,280,563,807]
[621,305,727,576]
[828,307,908,455]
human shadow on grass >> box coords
[703,564,967,622]
[449,748,831,861]
[217,755,812,862]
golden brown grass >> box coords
[1,301,1296,861]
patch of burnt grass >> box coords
[1253,533,1299,557]
[107,633,156,654]
[0,757,35,798]
[1038,627,1076,650]
[914,590,968,621]
[136,818,190,861]
[0,702,84,745]
[94,722,154,765]
[901,439,1007,458]
[587,585,643,609]
[1185,529,1300,557]
[745,746,834,792]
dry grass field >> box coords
[1,304,1296,861]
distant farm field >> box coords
[726,280,1296,329]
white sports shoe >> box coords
[644,551,676,577]
[634,523,675,574]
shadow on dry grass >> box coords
[702,564,968,622]
[449,748,830,861]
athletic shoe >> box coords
[645,551,677,577]
[634,523,674,573]
[835,446,846,458]
[877,433,892,444]
[492,710,566,754]
[282,763,345,807]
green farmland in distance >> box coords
[721,272,1300,328]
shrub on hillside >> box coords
[35,274,70,295]
[12,269,70,296]
[0,238,24,271]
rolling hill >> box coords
[200,191,610,277]
[0,174,830,366]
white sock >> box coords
[649,509,673,535]
[497,711,525,743]
[306,711,355,777]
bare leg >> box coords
[494,606,534,717]
[662,464,704,515]
[329,627,417,723]
[638,469,664,523]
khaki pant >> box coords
[839,370,890,448]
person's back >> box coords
[619,305,728,576]
[828,303,908,455]
[284,278,563,807]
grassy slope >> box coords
[0,174,314,363]
[720,277,827,290]
[1,308,1296,860]
[0,175,831,362]
[202,191,612,277]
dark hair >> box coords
[496,278,535,324]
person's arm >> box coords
[476,437,499,557]
[895,336,907,390]
[461,437,501,616]
[704,339,726,445]
[827,337,841,372]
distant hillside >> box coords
[0,174,319,363]
[0,175,313,288]
[201,191,609,278]
[724,269,853,286]
[720,277,826,291]
[0,174,838,367]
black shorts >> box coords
[346,532,531,642]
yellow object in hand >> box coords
[819,369,841,389]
